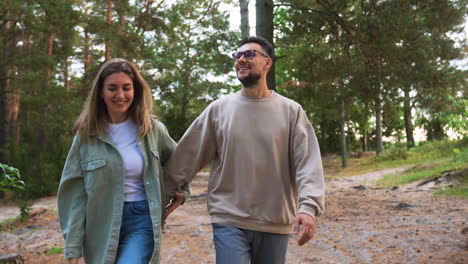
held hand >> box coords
[68,258,82,264]
[163,192,185,220]
[293,213,316,246]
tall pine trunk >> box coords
[403,86,415,148]
[240,0,250,38]
[362,129,368,152]
[83,29,92,94]
[105,0,113,61]
[0,12,14,163]
[375,91,383,155]
[339,98,347,168]
[256,0,275,90]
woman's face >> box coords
[101,72,134,123]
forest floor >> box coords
[0,166,467,264]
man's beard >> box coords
[238,72,261,88]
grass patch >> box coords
[324,138,468,197]
[435,187,468,197]
[0,217,17,231]
[377,160,467,187]
[374,142,468,190]
[45,247,63,256]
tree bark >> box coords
[45,33,55,82]
[64,58,70,91]
[427,119,445,141]
[0,11,14,163]
[339,98,347,168]
[105,0,113,61]
[256,0,275,90]
[375,92,383,155]
[0,254,24,264]
[403,86,415,148]
[362,129,368,152]
[240,0,250,38]
[83,28,92,94]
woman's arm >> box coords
[57,135,87,260]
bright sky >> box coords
[220,1,256,32]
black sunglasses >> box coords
[231,49,270,60]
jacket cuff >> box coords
[64,246,82,259]
[298,205,318,220]
[179,183,190,205]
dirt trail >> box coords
[1,168,467,264]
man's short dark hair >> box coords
[239,36,273,59]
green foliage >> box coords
[45,247,64,256]
[275,0,467,154]
[0,163,25,192]
[0,0,466,198]
[1,0,239,198]
[18,199,33,222]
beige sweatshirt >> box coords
[165,90,325,234]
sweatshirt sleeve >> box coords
[293,108,325,218]
[164,106,217,199]
[157,121,190,201]
[57,135,87,259]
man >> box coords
[164,36,325,264]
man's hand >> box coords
[293,213,316,246]
[68,258,82,264]
[163,192,185,220]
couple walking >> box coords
[58,36,325,264]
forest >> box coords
[0,0,467,198]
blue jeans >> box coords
[212,223,289,264]
[115,200,154,264]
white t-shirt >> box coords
[108,119,146,202]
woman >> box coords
[57,58,188,264]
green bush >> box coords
[0,163,25,192]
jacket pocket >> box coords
[81,159,106,171]
[81,159,107,191]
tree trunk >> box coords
[64,58,70,91]
[0,254,24,264]
[45,33,55,82]
[375,92,383,155]
[403,86,415,148]
[256,0,275,90]
[362,129,368,152]
[339,98,347,168]
[319,120,326,153]
[118,3,127,58]
[105,0,113,61]
[240,0,250,38]
[7,93,20,146]
[83,29,92,95]
[0,12,14,163]
[427,119,445,141]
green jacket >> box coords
[57,119,187,264]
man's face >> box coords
[234,43,271,87]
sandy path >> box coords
[0,168,467,263]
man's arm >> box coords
[292,108,325,245]
[164,106,217,207]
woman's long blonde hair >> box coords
[73,58,154,138]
